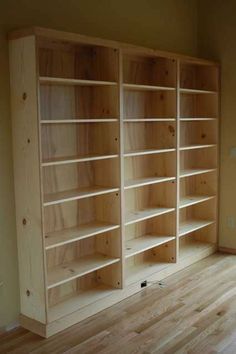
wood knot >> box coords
[168,125,175,134]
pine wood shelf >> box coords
[42,154,119,166]
[41,119,119,124]
[9,27,219,337]
[124,148,176,158]
[40,76,118,86]
[125,235,175,258]
[123,83,176,91]
[126,261,171,286]
[180,88,217,95]
[123,118,176,122]
[48,284,116,322]
[125,207,175,226]
[179,195,215,209]
[44,186,119,206]
[180,168,216,178]
[179,240,216,260]
[180,144,216,151]
[179,220,215,237]
[45,222,120,250]
[124,176,176,190]
[47,254,120,289]
[180,118,217,121]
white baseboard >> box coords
[1,320,20,334]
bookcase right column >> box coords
[178,61,219,262]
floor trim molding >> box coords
[219,246,236,255]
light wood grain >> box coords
[42,154,119,166]
[180,168,217,178]
[179,195,215,209]
[180,62,219,91]
[124,176,176,189]
[45,222,120,250]
[125,235,175,258]
[44,186,119,206]
[125,207,175,226]
[47,254,120,289]
[4,254,236,351]
[9,27,219,337]
[9,36,47,323]
[123,83,175,91]
[179,220,215,237]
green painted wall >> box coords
[198,0,236,250]
[0,0,198,330]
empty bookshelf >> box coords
[9,27,219,337]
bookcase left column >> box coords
[9,35,48,328]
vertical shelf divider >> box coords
[36,42,50,322]
[176,60,181,262]
[216,72,220,248]
[118,49,125,288]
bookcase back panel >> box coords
[180,93,218,118]
[48,261,121,312]
[186,224,216,243]
[124,91,176,118]
[126,243,174,266]
[123,54,176,87]
[124,122,176,152]
[39,41,119,82]
[125,182,176,212]
[125,241,176,285]
[180,64,218,91]
[180,172,217,198]
[125,213,176,241]
[180,147,217,170]
[179,224,216,252]
[124,153,176,181]
[44,192,120,234]
[180,121,217,147]
[40,85,119,120]
[46,230,121,269]
[180,198,217,222]
[42,159,120,195]
[41,123,119,160]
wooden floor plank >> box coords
[1,253,236,354]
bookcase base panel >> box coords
[20,245,217,338]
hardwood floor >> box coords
[1,252,236,353]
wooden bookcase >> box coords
[9,27,220,337]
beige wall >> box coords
[198,0,236,250]
[0,0,199,330]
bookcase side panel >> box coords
[9,36,47,323]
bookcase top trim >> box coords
[8,26,219,66]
